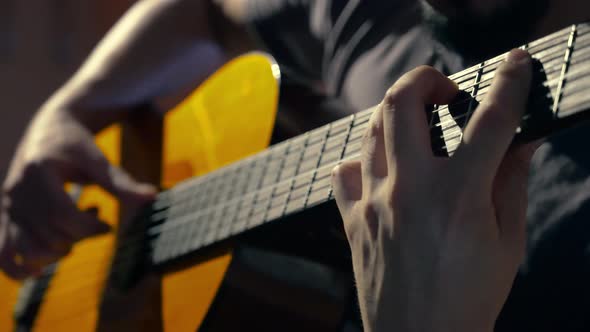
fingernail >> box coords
[507,49,530,64]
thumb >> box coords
[81,140,157,203]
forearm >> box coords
[44,0,250,132]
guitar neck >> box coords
[148,22,590,265]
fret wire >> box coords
[156,109,590,259]
[156,57,590,253]
[268,189,290,211]
[169,140,288,226]
[156,24,585,215]
[210,166,237,213]
[527,29,572,55]
[160,59,590,236]
[237,152,274,235]
[433,61,569,125]
[156,57,590,236]
[448,24,577,86]
[520,26,571,51]
[181,212,198,254]
[298,133,336,159]
[435,67,590,144]
[232,194,254,235]
[319,122,354,165]
[448,50,563,109]
[329,114,355,199]
[467,62,485,121]
[527,39,571,64]
[182,204,200,253]
[151,159,356,253]
[152,23,590,261]
[449,43,544,86]
[553,25,578,114]
[280,130,312,217]
[302,123,332,209]
[348,123,367,141]
[324,131,349,150]
[282,153,302,170]
[167,218,180,257]
[199,209,213,245]
[212,185,233,241]
[159,122,323,204]
[256,139,293,228]
[436,65,590,142]
[150,138,364,259]
[528,26,572,51]
[454,43,567,94]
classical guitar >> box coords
[2,22,590,331]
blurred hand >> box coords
[332,49,537,332]
[0,108,156,279]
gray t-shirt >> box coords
[246,1,590,330]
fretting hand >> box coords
[332,49,537,332]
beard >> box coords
[421,0,550,61]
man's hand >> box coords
[0,109,156,279]
[332,49,536,332]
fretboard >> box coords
[149,22,590,265]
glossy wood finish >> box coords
[0,53,279,331]
[159,53,279,331]
[34,125,122,331]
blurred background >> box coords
[0,0,136,180]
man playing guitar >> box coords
[2,0,590,330]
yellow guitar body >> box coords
[0,53,280,331]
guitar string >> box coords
[24,52,590,299]
[20,71,590,307]
[10,23,588,322]
[34,55,590,294]
[153,57,561,212]
[149,60,589,226]
[155,44,580,206]
[152,25,588,207]
[21,149,366,307]
[154,28,590,210]
[17,24,590,309]
[445,24,585,85]
[22,44,590,332]
[17,87,590,322]
[144,67,574,238]
[434,62,567,130]
[446,25,571,82]
[26,57,590,289]
[19,93,590,314]
[447,35,576,89]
